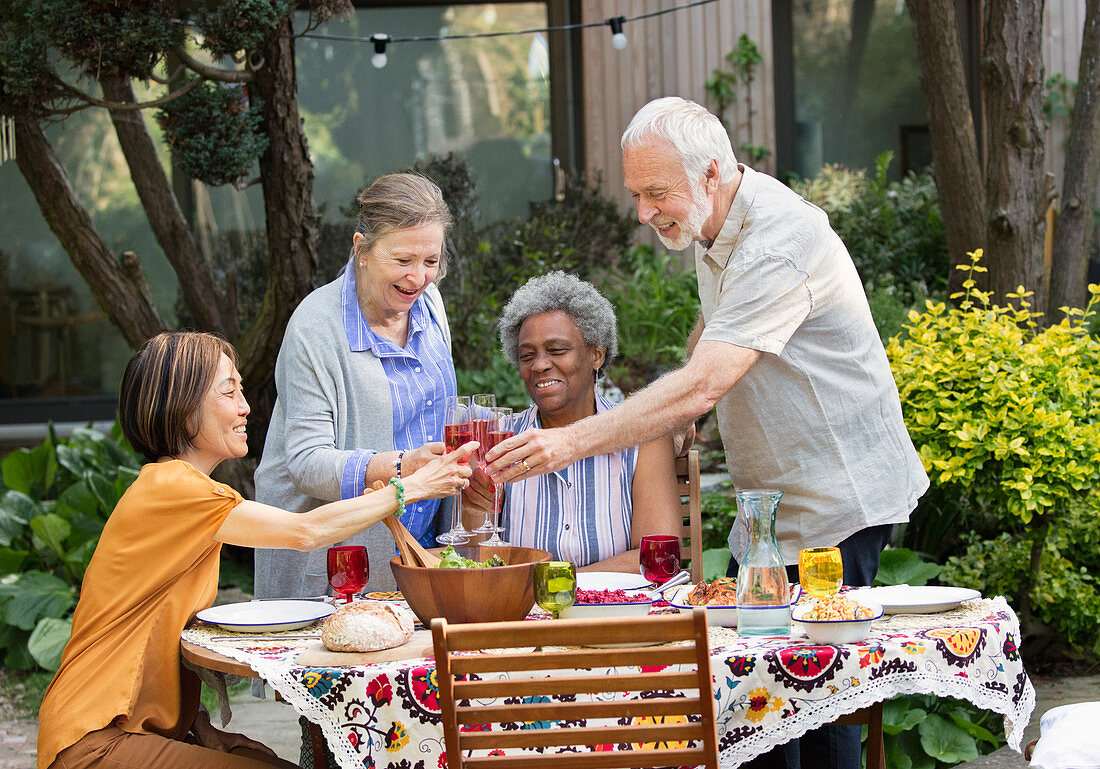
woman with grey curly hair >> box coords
[466,271,681,572]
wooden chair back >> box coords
[675,449,704,583]
[431,608,719,769]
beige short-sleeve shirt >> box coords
[696,166,928,563]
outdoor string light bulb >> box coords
[606,16,627,50]
[370,34,390,68]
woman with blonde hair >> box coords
[255,172,461,601]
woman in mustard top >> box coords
[37,332,476,769]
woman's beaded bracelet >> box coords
[389,476,406,517]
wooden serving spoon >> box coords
[370,481,442,568]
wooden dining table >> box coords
[182,595,1035,769]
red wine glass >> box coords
[327,545,367,603]
[481,407,513,545]
[438,395,472,545]
[639,535,681,585]
[471,394,496,464]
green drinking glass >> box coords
[534,561,576,619]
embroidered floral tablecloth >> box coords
[183,596,1034,769]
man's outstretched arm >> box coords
[484,339,760,482]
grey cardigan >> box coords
[253,276,452,599]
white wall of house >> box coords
[577,0,776,224]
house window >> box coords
[774,0,931,180]
[299,3,560,224]
[0,2,576,430]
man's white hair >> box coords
[620,97,737,183]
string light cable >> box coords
[299,0,722,63]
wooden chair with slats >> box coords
[676,449,704,583]
[431,607,719,769]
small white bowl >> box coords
[791,600,884,644]
[558,594,653,619]
[666,585,738,627]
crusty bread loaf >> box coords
[321,601,414,652]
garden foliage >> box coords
[791,152,948,305]
[600,246,700,394]
[888,251,1100,652]
[0,424,141,671]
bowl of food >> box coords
[791,594,884,643]
[557,587,653,619]
[667,577,739,627]
[390,545,551,625]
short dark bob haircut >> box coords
[119,332,238,463]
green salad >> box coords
[437,545,506,569]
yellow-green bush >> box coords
[887,251,1100,653]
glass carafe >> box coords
[735,489,791,636]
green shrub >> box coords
[700,482,738,553]
[887,251,1100,651]
[880,694,1003,769]
[792,153,948,303]
[598,245,700,394]
[456,351,530,414]
[0,424,142,671]
[407,158,637,373]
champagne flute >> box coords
[327,545,367,604]
[798,547,843,598]
[470,394,496,464]
[534,561,576,619]
[639,535,681,586]
[481,407,513,545]
[437,395,472,546]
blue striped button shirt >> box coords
[337,260,456,548]
[502,395,638,566]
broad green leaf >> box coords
[883,698,928,732]
[894,727,936,769]
[57,480,101,520]
[883,737,913,769]
[702,548,731,581]
[85,473,114,514]
[28,616,71,671]
[55,444,90,478]
[0,571,75,630]
[62,539,98,581]
[875,548,941,587]
[2,444,51,496]
[1,489,38,522]
[918,713,980,763]
[948,712,999,745]
[0,490,36,547]
[0,547,28,575]
[30,514,72,559]
[1,625,36,670]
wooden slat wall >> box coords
[1043,0,1087,189]
[578,0,775,218]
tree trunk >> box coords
[99,72,234,337]
[907,0,988,296]
[1049,0,1100,315]
[981,0,1050,308]
[238,13,318,392]
[13,115,165,347]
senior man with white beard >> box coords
[484,96,928,769]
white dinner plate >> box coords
[845,585,981,614]
[196,600,335,633]
[576,572,651,591]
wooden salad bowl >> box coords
[390,545,551,625]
